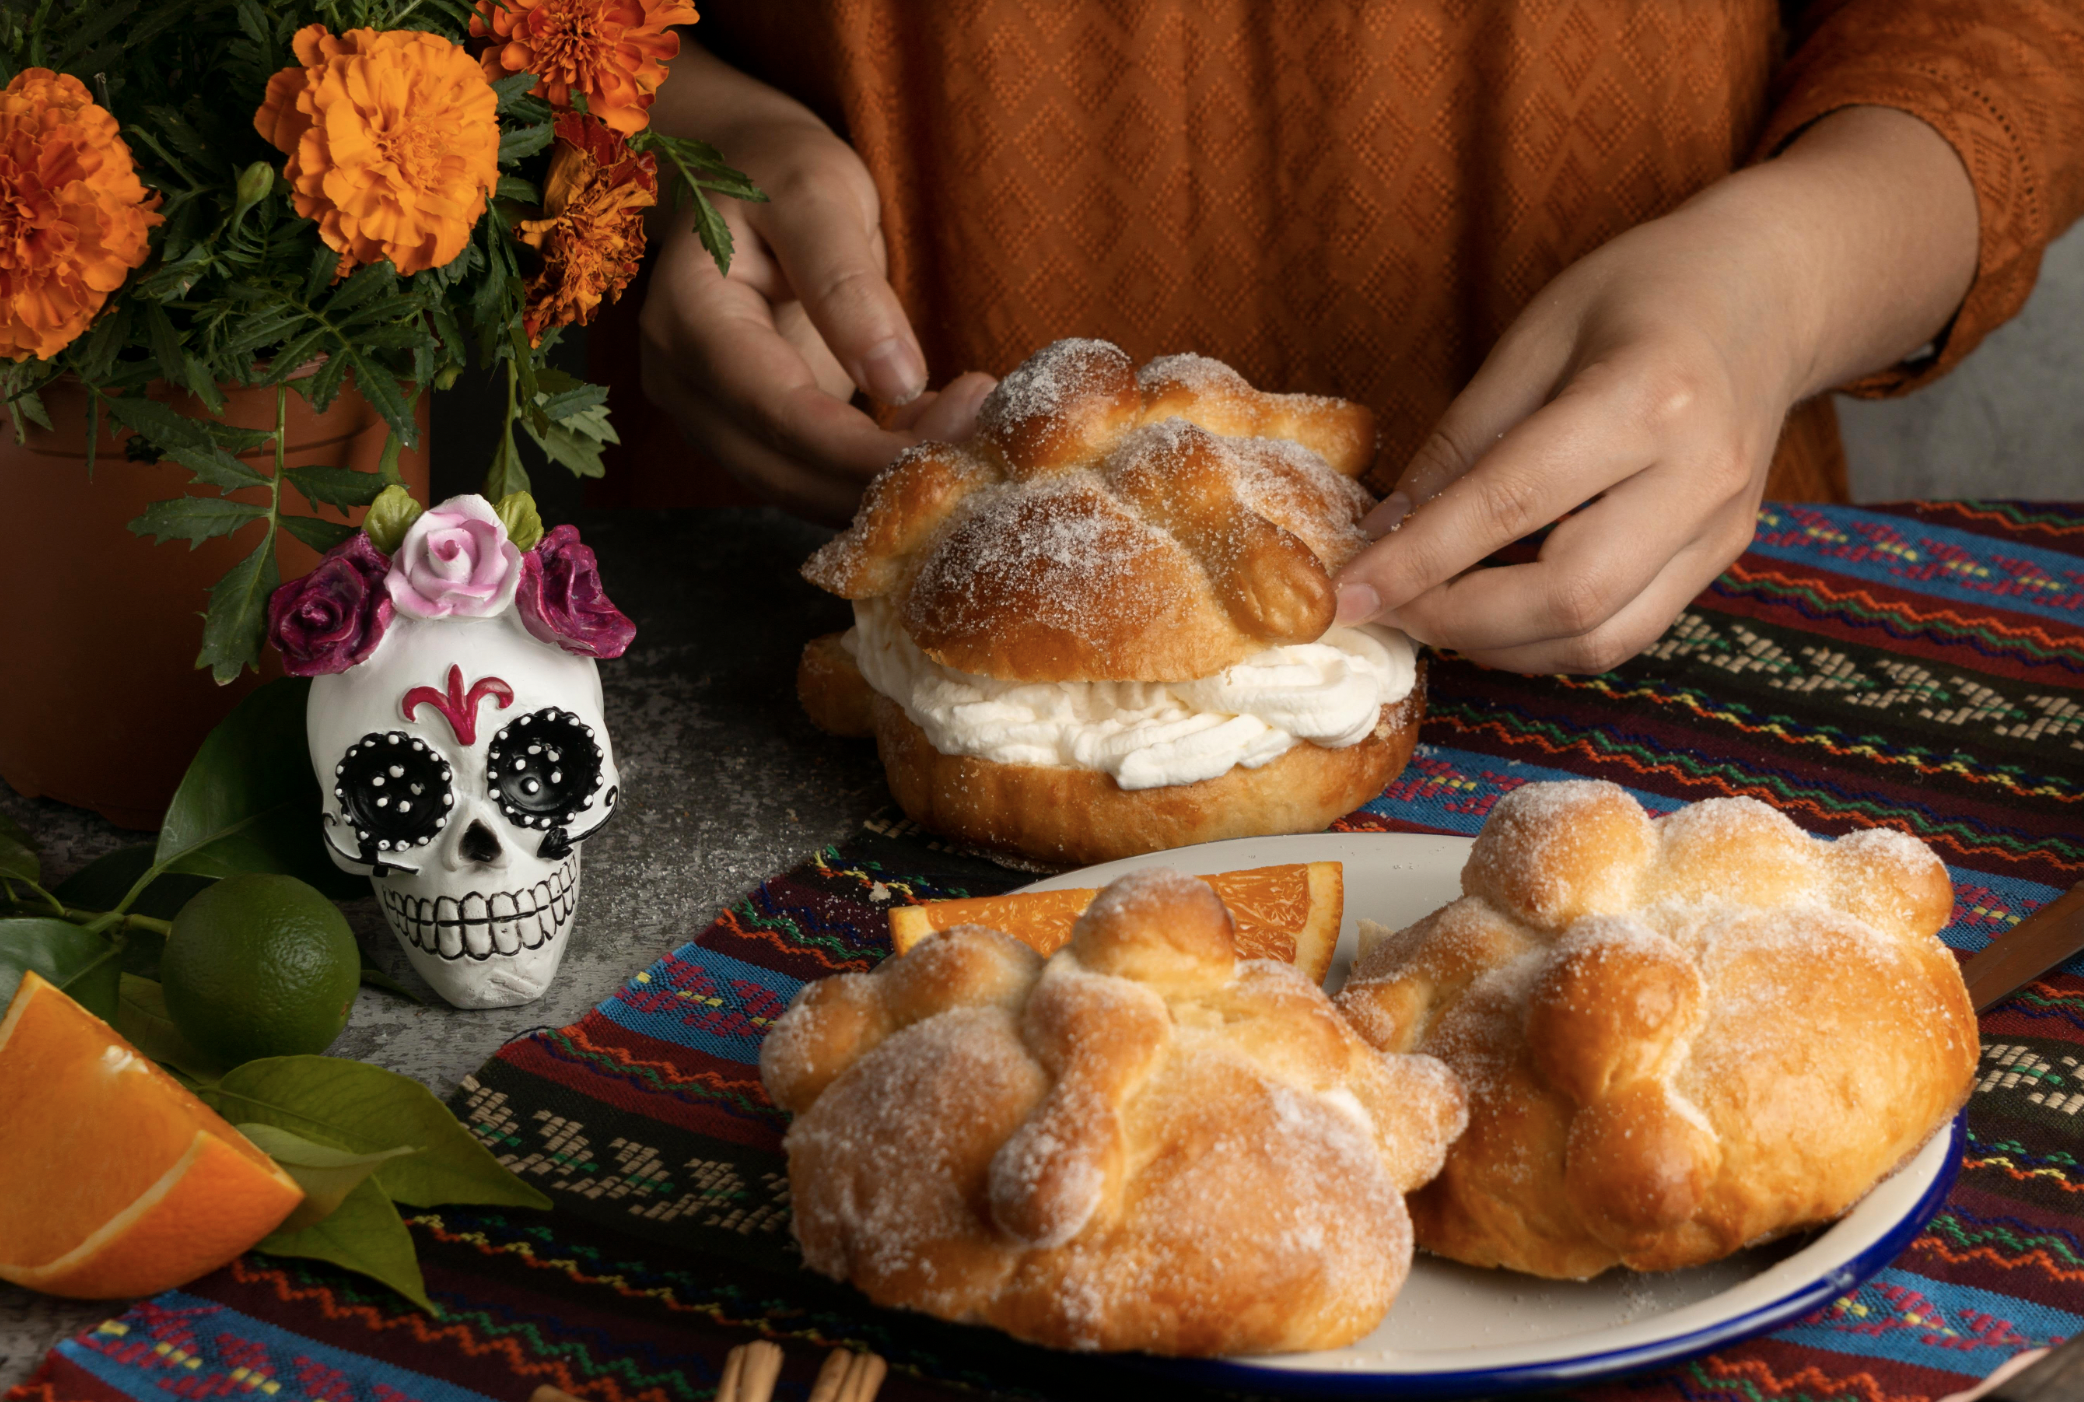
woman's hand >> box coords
[639,47,994,522]
[1333,106,1979,673]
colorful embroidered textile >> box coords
[16,501,2084,1402]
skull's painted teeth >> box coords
[378,856,580,962]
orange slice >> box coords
[0,972,304,1299]
[888,862,1345,985]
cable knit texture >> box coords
[691,1,2084,501]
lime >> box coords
[161,874,361,1066]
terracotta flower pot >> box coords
[0,378,431,829]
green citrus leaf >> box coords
[198,1055,552,1211]
[0,918,121,1021]
[237,1122,420,1232]
[115,973,230,1083]
[253,1176,436,1314]
[0,811,37,885]
[363,483,423,555]
[152,677,361,899]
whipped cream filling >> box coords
[845,598,1417,791]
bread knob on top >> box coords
[760,868,1467,1356]
[1337,780,1977,1280]
[796,338,1425,866]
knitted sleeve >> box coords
[1757,1,2084,397]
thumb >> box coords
[755,180,926,406]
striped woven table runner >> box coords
[15,501,2084,1402]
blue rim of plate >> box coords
[1118,1113,1965,1399]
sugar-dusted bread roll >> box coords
[796,338,1424,865]
[761,868,1467,1355]
[1337,780,1976,1280]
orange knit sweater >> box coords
[596,2,2084,506]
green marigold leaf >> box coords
[498,120,553,167]
[127,495,267,546]
[279,514,356,553]
[194,528,280,683]
[285,465,388,512]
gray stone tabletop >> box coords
[0,507,891,1390]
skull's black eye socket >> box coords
[487,708,602,831]
[335,732,454,853]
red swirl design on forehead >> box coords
[401,665,515,746]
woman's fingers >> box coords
[1444,524,1748,674]
[751,154,927,405]
[664,384,879,524]
[1335,360,1668,626]
[1384,312,1582,517]
[641,230,912,482]
[899,371,997,440]
[1383,438,1755,654]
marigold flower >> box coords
[517,113,656,343]
[0,70,159,362]
[255,26,500,277]
[472,0,697,136]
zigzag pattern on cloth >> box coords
[1708,565,2084,678]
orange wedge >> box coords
[888,862,1345,985]
[0,972,304,1299]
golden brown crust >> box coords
[1336,781,1978,1279]
[797,632,876,738]
[760,869,1467,1355]
[802,339,1380,682]
[868,668,1424,867]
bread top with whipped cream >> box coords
[803,339,1379,683]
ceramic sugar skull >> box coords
[268,492,635,1009]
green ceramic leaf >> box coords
[363,484,424,555]
[494,491,543,551]
[199,1055,552,1211]
[253,1176,436,1314]
[0,918,121,1020]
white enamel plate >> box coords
[1022,832,1962,1398]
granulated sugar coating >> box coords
[760,871,1466,1355]
[801,337,1388,684]
[977,337,1134,448]
[1338,779,1978,1280]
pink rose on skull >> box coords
[386,494,522,619]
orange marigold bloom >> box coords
[0,70,159,362]
[518,113,656,343]
[255,26,500,277]
[472,0,697,136]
